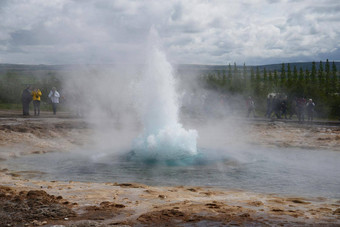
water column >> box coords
[133,28,198,160]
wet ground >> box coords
[0,110,340,226]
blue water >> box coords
[5,146,340,198]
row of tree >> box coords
[203,60,340,118]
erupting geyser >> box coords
[132,29,198,160]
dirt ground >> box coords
[0,110,340,226]
[248,120,340,152]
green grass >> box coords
[0,103,21,110]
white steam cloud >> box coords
[62,28,202,159]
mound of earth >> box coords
[0,185,75,226]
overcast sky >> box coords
[0,0,339,66]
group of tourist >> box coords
[264,95,288,119]
[265,95,316,122]
[21,86,60,116]
[246,95,316,122]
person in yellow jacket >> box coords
[31,88,42,116]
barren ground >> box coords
[0,110,340,226]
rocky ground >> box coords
[248,120,340,151]
[0,110,340,226]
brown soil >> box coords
[0,115,90,161]
[248,121,340,151]
[0,185,75,226]
[1,176,339,226]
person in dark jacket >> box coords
[280,98,288,119]
[21,85,32,116]
[289,97,297,119]
[265,95,273,118]
[273,96,281,119]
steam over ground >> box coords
[62,50,249,158]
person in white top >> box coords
[48,87,60,115]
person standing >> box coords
[306,99,315,122]
[280,98,288,119]
[289,97,297,119]
[31,88,42,116]
[272,96,281,119]
[297,98,306,123]
[21,85,32,116]
[246,96,256,118]
[48,87,60,115]
[265,95,273,118]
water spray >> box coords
[132,28,198,161]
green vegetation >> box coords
[0,69,62,109]
[202,60,340,118]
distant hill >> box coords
[0,61,339,75]
[176,61,340,73]
[254,61,340,72]
[0,64,64,73]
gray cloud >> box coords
[0,0,339,65]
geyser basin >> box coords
[6,147,340,199]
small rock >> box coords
[158,194,166,199]
[187,188,197,192]
[272,208,284,212]
[333,208,340,215]
[32,220,42,226]
[239,213,250,218]
[248,201,263,207]
[290,199,307,204]
[205,203,220,209]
